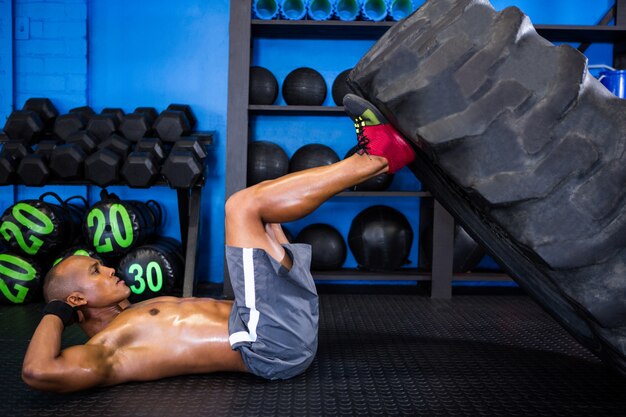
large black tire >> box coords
[348,0,626,376]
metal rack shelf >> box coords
[313,269,511,282]
[251,19,626,43]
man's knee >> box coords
[225,188,259,221]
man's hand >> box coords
[42,300,79,327]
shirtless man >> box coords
[21,95,415,393]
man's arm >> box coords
[22,314,114,393]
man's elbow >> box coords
[22,364,60,392]
[22,364,44,388]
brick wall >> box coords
[0,0,13,122]
[13,0,88,114]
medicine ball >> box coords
[247,141,289,186]
[0,192,85,259]
[344,145,394,191]
[348,205,413,271]
[282,67,327,106]
[117,237,184,302]
[296,223,347,270]
[249,66,279,105]
[0,252,42,304]
[421,223,486,272]
[83,189,162,257]
[52,245,103,267]
[289,143,339,173]
[332,69,353,106]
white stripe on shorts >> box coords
[229,247,260,347]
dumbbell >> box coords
[121,137,166,187]
[153,104,196,143]
[66,130,98,154]
[3,98,59,144]
[3,111,44,145]
[49,142,87,180]
[101,108,125,125]
[3,98,59,145]
[17,140,60,186]
[86,110,120,143]
[23,98,59,131]
[85,134,132,187]
[70,106,96,119]
[53,106,97,141]
[47,130,96,181]
[161,138,207,188]
[120,107,159,142]
[0,142,31,185]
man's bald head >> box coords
[43,256,83,303]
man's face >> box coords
[60,256,131,307]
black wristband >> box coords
[42,300,78,327]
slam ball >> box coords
[348,205,413,271]
[296,223,347,270]
[282,67,327,106]
[249,66,279,105]
[344,145,394,191]
[117,238,184,302]
[332,69,353,106]
[0,194,83,258]
[289,144,339,173]
[52,246,103,267]
[0,252,42,305]
[247,141,289,186]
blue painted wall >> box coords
[0,0,12,120]
[87,0,230,283]
[0,0,619,284]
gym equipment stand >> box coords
[0,133,213,298]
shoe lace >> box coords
[354,116,370,155]
[355,133,370,155]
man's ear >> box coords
[66,292,87,308]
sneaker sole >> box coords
[349,0,626,376]
[343,94,388,125]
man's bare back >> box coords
[86,297,247,384]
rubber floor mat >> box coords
[1,294,625,416]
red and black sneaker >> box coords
[343,94,415,173]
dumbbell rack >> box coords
[0,133,213,298]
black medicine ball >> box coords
[296,223,347,270]
[332,69,353,106]
[348,205,413,271]
[247,141,289,186]
[289,143,339,173]
[282,67,327,106]
[249,66,279,105]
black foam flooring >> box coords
[1,293,625,416]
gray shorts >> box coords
[226,243,319,380]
